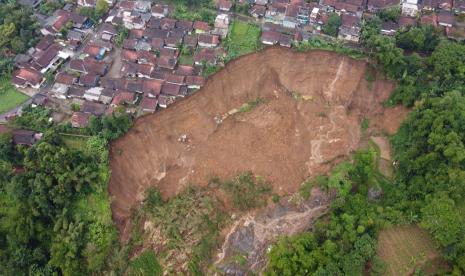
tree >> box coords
[95,0,109,18]
[421,194,464,249]
[323,13,341,37]
[396,25,440,53]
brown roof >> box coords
[79,73,99,87]
[198,34,220,46]
[194,48,216,64]
[157,56,177,69]
[193,21,210,32]
[119,0,135,10]
[55,72,77,85]
[176,65,195,76]
[101,23,117,35]
[420,14,438,26]
[36,35,55,51]
[35,44,60,68]
[137,64,154,76]
[83,57,107,75]
[186,75,205,87]
[341,13,361,27]
[184,35,198,48]
[176,20,193,31]
[123,39,137,50]
[438,11,455,25]
[367,0,399,8]
[151,38,165,50]
[217,0,233,10]
[83,44,102,57]
[122,49,138,62]
[13,68,43,86]
[140,97,158,111]
[111,91,136,106]
[160,18,177,30]
[398,16,417,27]
[142,78,163,96]
[138,50,157,64]
[81,101,106,116]
[161,83,183,96]
[261,30,281,43]
[52,13,70,31]
[12,130,36,145]
[165,73,185,84]
[130,29,144,39]
[71,112,90,128]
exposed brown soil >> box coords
[109,47,407,242]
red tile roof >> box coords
[13,68,43,86]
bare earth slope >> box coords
[109,48,405,241]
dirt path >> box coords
[107,47,122,78]
[109,47,407,242]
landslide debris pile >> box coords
[109,48,403,241]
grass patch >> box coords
[225,21,261,59]
[220,171,272,211]
[238,97,264,113]
[179,53,194,65]
[0,78,29,114]
[61,135,89,150]
[129,250,163,276]
[377,225,447,276]
[294,38,366,60]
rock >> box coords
[368,186,383,201]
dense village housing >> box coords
[6,0,465,127]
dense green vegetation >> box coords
[323,13,341,37]
[0,106,133,275]
[0,1,40,76]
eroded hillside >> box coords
[109,47,407,242]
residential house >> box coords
[161,83,188,97]
[83,87,103,101]
[337,13,361,42]
[111,91,137,106]
[198,34,220,48]
[194,48,217,65]
[213,14,230,38]
[12,130,38,146]
[79,73,100,87]
[218,0,233,11]
[185,75,205,89]
[51,82,70,99]
[367,0,400,12]
[402,0,419,16]
[99,89,116,104]
[261,30,281,45]
[71,112,90,128]
[438,11,455,27]
[81,101,107,116]
[151,4,169,18]
[142,78,162,97]
[420,13,438,26]
[140,97,158,112]
[11,68,44,89]
[251,5,267,17]
[158,94,175,108]
[193,21,211,34]
[283,5,299,29]
[453,0,465,13]
[68,86,86,99]
[381,21,400,35]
